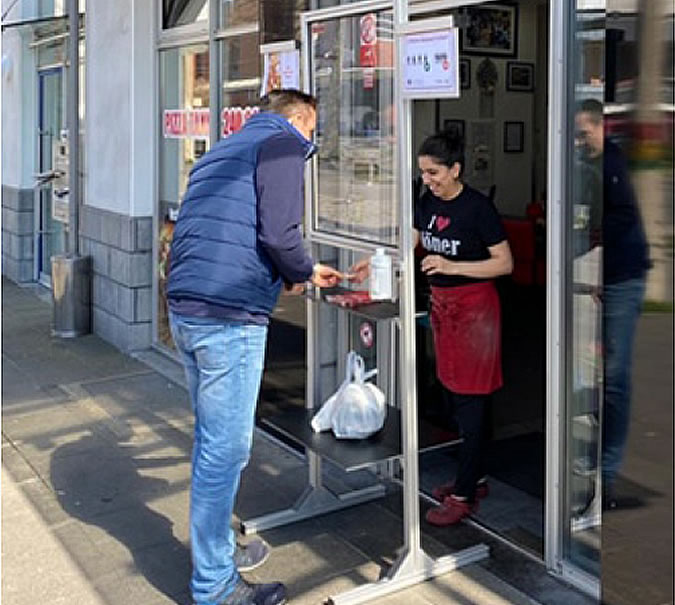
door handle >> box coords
[33,170,63,184]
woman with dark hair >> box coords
[351,130,513,526]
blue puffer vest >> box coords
[167,112,314,316]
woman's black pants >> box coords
[449,391,492,502]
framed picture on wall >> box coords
[503,121,524,153]
[460,58,471,89]
[443,119,466,142]
[506,61,534,91]
[460,4,518,57]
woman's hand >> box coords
[420,254,455,276]
[347,258,371,284]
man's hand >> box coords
[311,264,344,288]
[283,283,306,295]
[347,258,371,284]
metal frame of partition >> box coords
[243,3,490,603]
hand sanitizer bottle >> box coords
[369,248,392,301]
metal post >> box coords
[209,0,219,145]
[67,0,79,254]
[51,0,91,338]
[394,0,423,562]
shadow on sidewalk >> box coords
[49,428,192,604]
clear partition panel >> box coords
[563,0,604,577]
[309,10,397,246]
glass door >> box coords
[37,67,66,285]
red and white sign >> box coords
[163,109,210,139]
[359,13,378,68]
[221,106,260,137]
[359,321,374,348]
[163,106,260,140]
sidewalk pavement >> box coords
[1,277,594,605]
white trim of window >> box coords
[157,20,209,49]
[222,77,261,91]
[302,0,393,23]
[214,21,259,40]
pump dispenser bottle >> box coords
[369,248,393,301]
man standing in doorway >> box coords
[167,89,343,605]
[575,99,651,508]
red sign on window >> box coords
[360,13,378,68]
[221,106,260,137]
[163,109,210,139]
[162,107,261,139]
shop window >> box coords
[157,44,210,349]
[163,0,208,29]
[220,0,258,29]
[2,0,84,24]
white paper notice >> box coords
[402,29,459,97]
[261,50,300,96]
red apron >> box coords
[430,282,503,395]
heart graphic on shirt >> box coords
[436,216,451,231]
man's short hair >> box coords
[259,89,317,118]
[577,99,603,124]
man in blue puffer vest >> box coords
[167,89,343,605]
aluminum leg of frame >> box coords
[240,482,386,535]
[328,543,490,605]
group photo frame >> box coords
[460,3,518,57]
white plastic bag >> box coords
[311,351,386,440]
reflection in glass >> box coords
[260,0,308,44]
[220,33,261,137]
[163,0,208,29]
[221,32,259,83]
[564,1,604,577]
[157,45,210,349]
[600,3,674,605]
[310,11,397,246]
[221,0,259,29]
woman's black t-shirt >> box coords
[414,185,507,288]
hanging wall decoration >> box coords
[476,57,498,94]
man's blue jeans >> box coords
[602,277,646,487]
[169,313,268,605]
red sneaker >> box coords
[431,481,489,502]
[425,496,477,526]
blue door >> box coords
[37,67,66,285]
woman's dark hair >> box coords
[417,129,465,175]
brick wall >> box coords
[2,186,35,283]
[79,205,153,352]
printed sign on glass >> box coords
[402,29,459,98]
[360,13,378,68]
